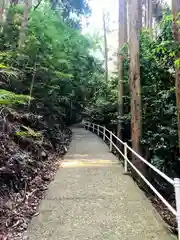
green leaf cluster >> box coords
[0,1,103,125]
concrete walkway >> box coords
[27,127,174,240]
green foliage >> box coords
[0,89,31,105]
[85,13,180,177]
[175,58,180,69]
[16,125,41,137]
[0,1,102,125]
[51,0,90,28]
[2,0,179,178]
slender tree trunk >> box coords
[127,0,131,54]
[124,0,127,42]
[129,0,143,167]
[172,0,180,151]
[0,0,5,24]
[148,0,153,37]
[28,64,36,107]
[145,0,148,27]
[149,0,152,28]
[117,0,127,140]
[103,11,108,83]
[18,0,31,48]
[143,0,145,27]
[145,0,153,32]
[147,0,150,27]
[138,0,142,29]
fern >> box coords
[16,125,41,138]
[54,71,73,79]
[0,89,33,105]
[0,62,19,80]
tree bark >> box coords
[18,0,31,48]
[149,0,152,28]
[127,0,130,45]
[129,0,143,168]
[0,0,5,24]
[103,11,108,84]
[145,0,148,27]
[138,0,142,29]
[124,0,127,42]
[117,0,127,141]
[172,0,180,152]
[148,0,153,37]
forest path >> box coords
[26,127,174,240]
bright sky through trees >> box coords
[83,0,171,33]
[82,0,172,72]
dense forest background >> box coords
[0,0,179,238]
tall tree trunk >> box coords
[148,0,153,37]
[149,0,152,28]
[103,11,108,84]
[117,0,127,140]
[172,0,180,151]
[18,0,31,48]
[127,0,130,45]
[0,0,5,24]
[124,0,127,42]
[138,0,142,29]
[28,63,36,107]
[129,0,143,168]
[127,0,131,54]
[145,0,148,27]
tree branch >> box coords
[33,0,42,11]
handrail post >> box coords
[110,131,112,152]
[103,126,105,141]
[174,178,180,240]
[124,142,128,173]
[93,123,94,132]
[97,125,99,136]
[87,122,89,130]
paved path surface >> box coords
[27,127,174,240]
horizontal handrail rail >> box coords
[85,122,173,185]
[83,121,180,239]
[124,155,176,215]
[126,144,174,185]
[105,128,124,145]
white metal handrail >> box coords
[83,121,180,239]
[105,127,124,145]
[126,144,174,185]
